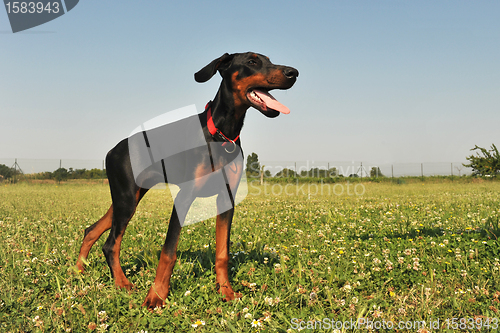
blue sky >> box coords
[1,1,499,167]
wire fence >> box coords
[259,161,472,178]
[0,158,473,179]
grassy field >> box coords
[1,180,500,332]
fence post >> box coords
[421,163,424,181]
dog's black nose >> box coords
[283,67,299,79]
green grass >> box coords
[1,181,500,332]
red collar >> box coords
[206,102,240,144]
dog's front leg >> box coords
[142,205,181,310]
[215,195,241,301]
[142,192,193,310]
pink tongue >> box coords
[253,90,290,114]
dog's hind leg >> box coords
[94,141,148,289]
[101,185,147,290]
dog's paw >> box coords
[142,297,166,311]
[217,283,241,301]
[115,277,134,291]
[142,285,169,311]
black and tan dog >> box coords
[76,52,298,309]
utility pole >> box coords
[11,159,24,184]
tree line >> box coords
[246,152,385,178]
[246,144,500,179]
[0,165,106,182]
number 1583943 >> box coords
[5,2,60,14]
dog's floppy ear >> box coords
[194,53,233,83]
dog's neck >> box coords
[208,80,249,142]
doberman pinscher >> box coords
[76,52,298,309]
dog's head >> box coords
[195,52,298,118]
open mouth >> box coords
[247,89,290,114]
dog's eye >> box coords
[247,59,257,65]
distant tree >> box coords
[87,168,105,179]
[370,167,384,177]
[0,164,14,179]
[52,168,69,182]
[72,168,87,179]
[246,153,261,178]
[327,167,338,177]
[464,144,500,177]
[296,167,338,178]
[40,172,52,179]
[308,168,321,177]
[303,167,337,178]
[348,174,359,178]
[275,168,298,178]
